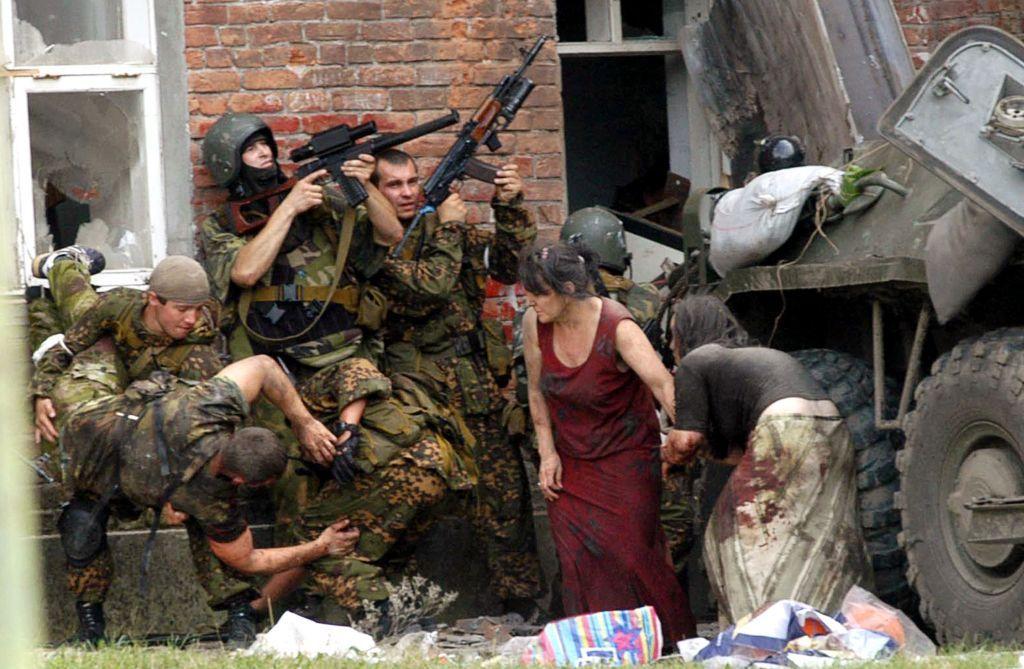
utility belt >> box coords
[390,320,512,389]
[247,283,360,310]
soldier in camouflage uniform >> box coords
[198,116,475,621]
[371,149,543,612]
[58,355,359,645]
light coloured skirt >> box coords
[703,414,872,622]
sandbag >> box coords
[709,166,844,276]
[925,198,1019,324]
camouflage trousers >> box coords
[466,412,543,601]
[291,453,447,610]
[661,469,698,576]
[186,520,261,610]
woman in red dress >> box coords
[519,242,696,644]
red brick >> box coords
[219,27,248,46]
[228,92,285,113]
[523,179,564,200]
[193,167,219,189]
[404,133,460,156]
[427,41,460,61]
[193,94,229,116]
[509,155,534,177]
[524,85,561,108]
[456,41,485,60]
[471,64,515,85]
[266,116,302,135]
[250,24,303,45]
[243,69,301,90]
[205,48,233,68]
[466,18,504,39]
[232,49,263,68]
[509,17,556,37]
[528,64,558,85]
[933,0,978,20]
[185,4,229,25]
[189,71,241,92]
[507,111,531,131]
[503,0,555,16]
[390,88,448,110]
[316,44,344,65]
[227,4,270,24]
[484,41,519,60]
[269,2,327,20]
[361,21,414,41]
[362,112,417,131]
[358,65,417,86]
[304,22,360,40]
[537,204,564,225]
[898,4,931,24]
[383,0,440,18]
[531,110,563,130]
[189,118,218,138]
[443,0,499,17]
[412,18,459,39]
[301,114,360,133]
[448,85,490,107]
[333,89,389,110]
[185,26,218,47]
[326,1,382,20]
[515,133,560,155]
[184,48,205,69]
[302,67,359,87]
[286,90,331,111]
[262,45,318,66]
[346,45,373,63]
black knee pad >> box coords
[57,496,110,567]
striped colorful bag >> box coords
[522,606,663,666]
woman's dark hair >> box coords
[518,241,600,299]
[670,295,753,358]
[222,427,287,483]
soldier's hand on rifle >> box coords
[295,416,338,467]
[437,191,467,223]
[280,169,327,217]
[340,153,376,186]
[318,519,361,556]
[494,163,523,203]
[34,397,58,444]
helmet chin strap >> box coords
[233,163,286,200]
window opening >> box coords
[28,90,152,269]
[13,0,153,66]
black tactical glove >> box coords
[330,421,361,486]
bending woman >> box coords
[520,242,695,643]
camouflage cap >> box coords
[149,256,210,304]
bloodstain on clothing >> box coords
[538,298,696,643]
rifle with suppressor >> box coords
[229,110,460,234]
[392,36,550,257]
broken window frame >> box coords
[556,0,679,56]
[1,0,156,73]
[1,0,166,288]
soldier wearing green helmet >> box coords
[198,113,476,630]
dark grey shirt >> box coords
[673,345,828,458]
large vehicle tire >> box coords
[790,349,913,610]
[899,328,1024,642]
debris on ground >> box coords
[245,611,376,659]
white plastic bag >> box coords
[709,166,844,276]
[245,611,376,658]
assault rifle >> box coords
[229,110,460,234]
[392,35,551,257]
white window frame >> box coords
[556,0,679,57]
[1,0,166,288]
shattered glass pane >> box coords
[29,91,153,270]
[14,0,154,66]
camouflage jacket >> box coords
[31,288,223,399]
[379,195,536,414]
[199,193,388,364]
[599,269,661,325]
[64,373,250,542]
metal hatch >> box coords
[879,26,1024,235]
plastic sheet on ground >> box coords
[245,611,376,659]
[521,605,663,666]
[682,586,934,667]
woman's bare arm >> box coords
[615,319,675,423]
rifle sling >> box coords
[238,205,357,345]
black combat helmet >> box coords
[201,113,278,193]
[755,134,806,173]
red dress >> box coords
[538,297,696,643]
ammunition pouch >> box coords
[355,284,388,331]
[480,317,512,387]
[57,496,110,567]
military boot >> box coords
[32,246,106,279]
[72,601,106,646]
[220,602,258,649]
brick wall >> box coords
[184,0,565,229]
[895,0,1024,67]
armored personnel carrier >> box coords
[681,26,1024,642]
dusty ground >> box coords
[37,646,1024,668]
